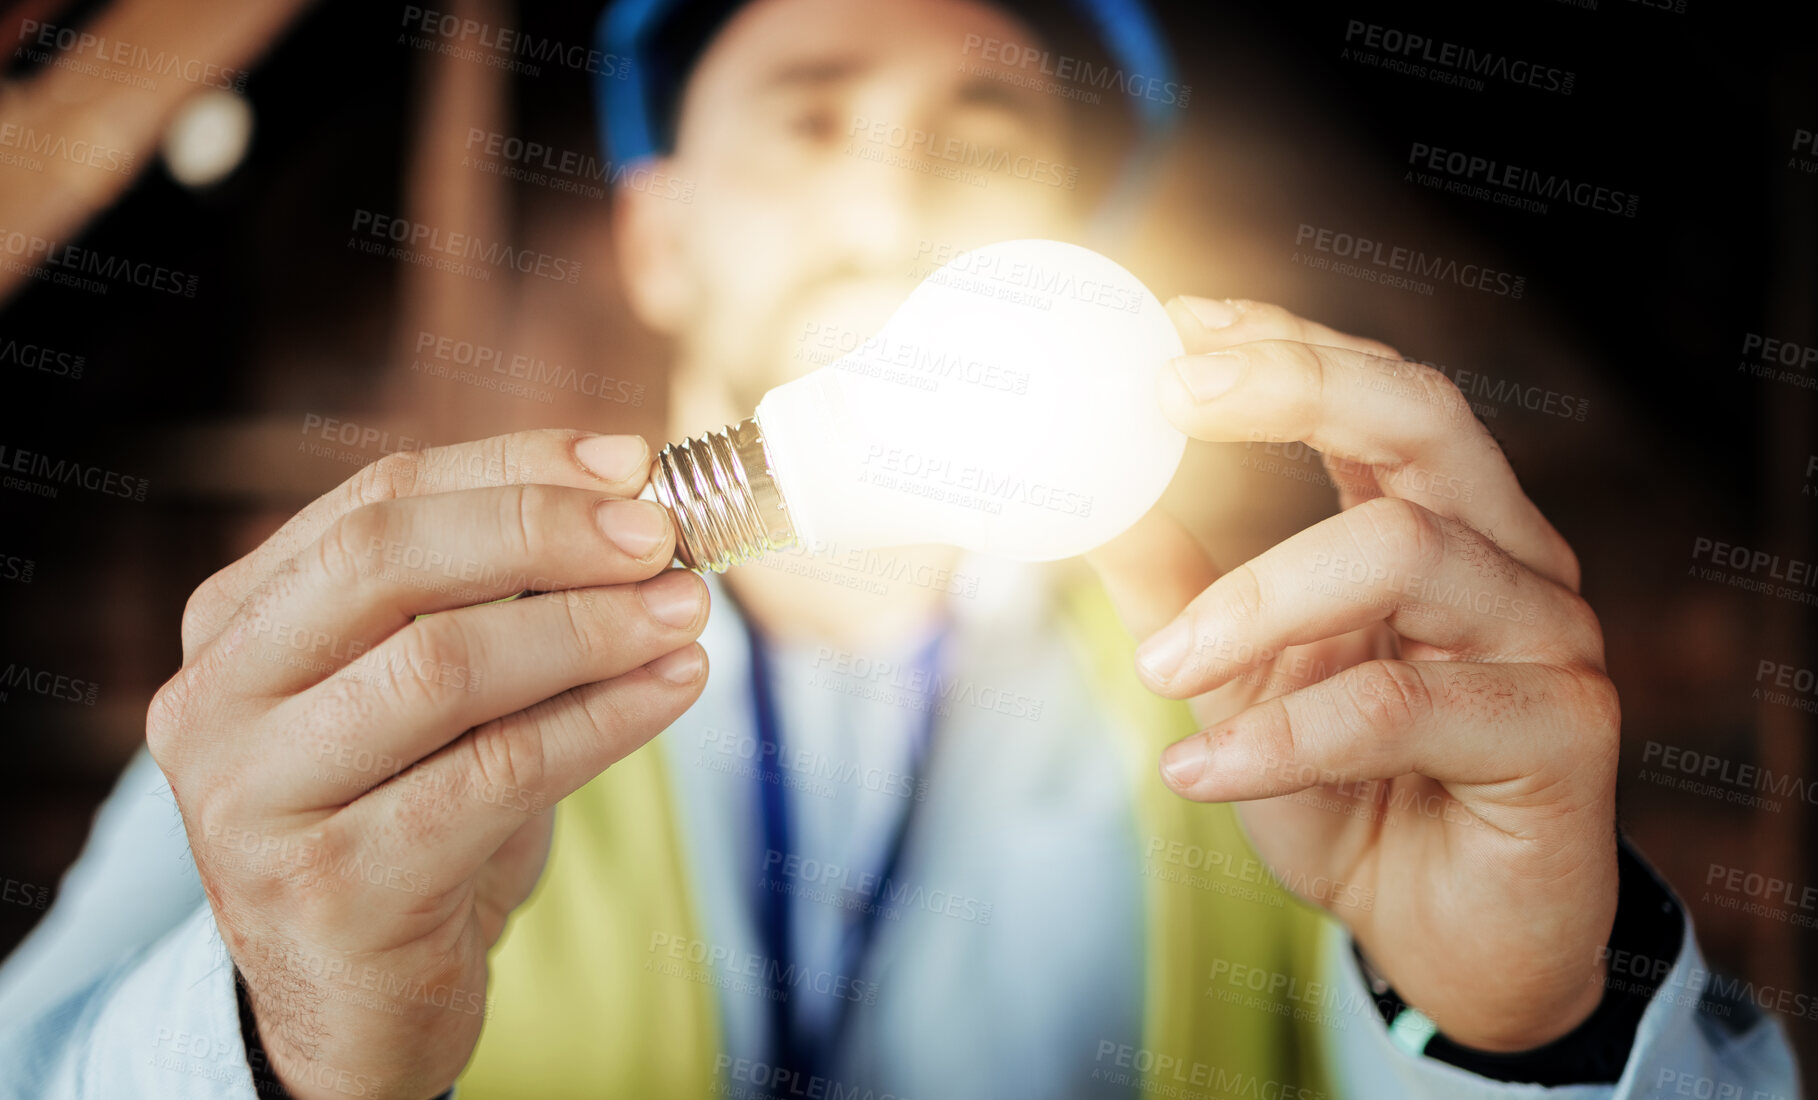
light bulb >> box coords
[642,239,1187,572]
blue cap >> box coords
[593,0,1182,234]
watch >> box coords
[1355,836,1685,1086]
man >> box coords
[0,0,1800,1097]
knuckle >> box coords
[381,617,474,710]
[580,680,640,739]
[1232,299,1288,329]
[281,825,360,917]
[1342,659,1433,734]
[300,673,381,753]
[1404,359,1460,400]
[1548,532,1583,593]
[1229,339,1326,430]
[1249,696,1301,774]
[180,572,231,654]
[316,504,388,587]
[352,448,425,507]
[475,431,535,486]
[1270,336,1325,379]
[498,483,547,560]
[1397,361,1471,425]
[1571,670,1622,738]
[1557,588,1605,663]
[465,718,545,799]
[554,588,609,662]
[145,670,197,768]
[1353,496,1445,574]
[1214,564,1267,630]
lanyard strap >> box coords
[746,619,947,1082]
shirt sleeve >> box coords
[0,903,263,1100]
[0,746,206,1022]
[1315,861,1803,1099]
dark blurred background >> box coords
[1,0,1814,1080]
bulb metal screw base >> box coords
[641,417,797,573]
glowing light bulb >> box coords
[643,239,1186,571]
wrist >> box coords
[1359,837,1684,1086]
[236,966,464,1100]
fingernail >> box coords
[598,499,670,560]
[1180,296,1241,329]
[648,645,704,684]
[575,435,649,483]
[639,569,706,628]
[1135,617,1191,683]
[1161,738,1206,789]
[1174,352,1244,402]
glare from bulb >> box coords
[757,239,1185,561]
[162,90,253,188]
[645,239,1186,570]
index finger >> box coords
[183,430,653,657]
[1159,335,1578,590]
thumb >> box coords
[1084,507,1222,642]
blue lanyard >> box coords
[746,618,947,1082]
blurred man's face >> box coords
[619,0,1081,418]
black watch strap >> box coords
[1356,836,1685,1086]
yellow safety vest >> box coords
[460,578,1338,1098]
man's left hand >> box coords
[1089,296,1620,1053]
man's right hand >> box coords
[146,430,709,1100]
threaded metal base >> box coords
[640,417,797,573]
